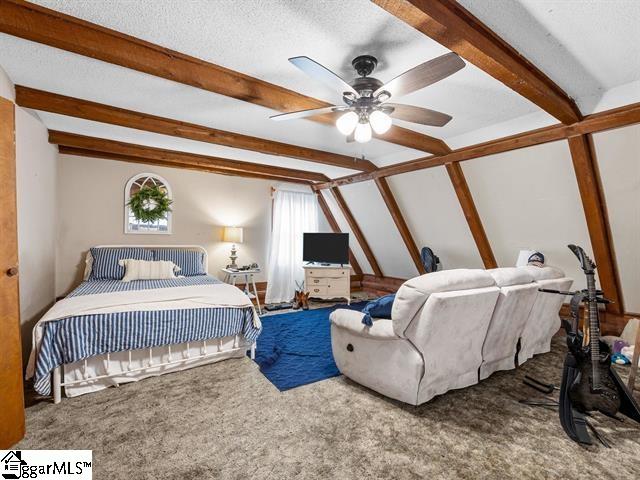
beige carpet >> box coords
[18,337,640,480]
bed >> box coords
[25,245,262,403]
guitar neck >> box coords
[586,272,601,389]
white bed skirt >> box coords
[63,335,247,397]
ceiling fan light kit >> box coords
[271,52,465,143]
[369,110,393,135]
[354,120,372,143]
[336,111,359,135]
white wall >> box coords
[388,167,485,271]
[55,155,290,295]
[462,140,594,290]
[593,124,640,313]
[339,181,417,279]
[0,65,14,100]
[319,189,371,275]
[1,65,58,364]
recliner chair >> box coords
[330,269,500,405]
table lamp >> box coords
[223,226,243,268]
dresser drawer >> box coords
[306,268,349,278]
[307,277,329,286]
[308,285,328,296]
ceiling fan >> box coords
[270,52,465,143]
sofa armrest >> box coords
[330,309,398,340]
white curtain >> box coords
[265,189,319,304]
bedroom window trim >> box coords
[124,173,173,235]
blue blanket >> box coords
[33,275,260,396]
[253,302,367,391]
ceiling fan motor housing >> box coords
[349,76,384,98]
[352,55,378,76]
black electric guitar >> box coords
[541,245,639,444]
[566,245,621,417]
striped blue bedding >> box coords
[68,276,222,297]
[33,275,260,396]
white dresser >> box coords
[303,265,351,304]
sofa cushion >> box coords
[392,269,496,334]
[521,265,565,281]
[488,267,534,287]
[330,309,398,339]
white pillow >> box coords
[118,259,181,282]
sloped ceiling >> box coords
[1,1,638,172]
[0,1,638,309]
[0,0,550,172]
[458,0,640,113]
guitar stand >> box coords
[520,376,612,448]
[523,375,556,394]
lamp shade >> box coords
[223,226,243,244]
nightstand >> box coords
[221,268,262,314]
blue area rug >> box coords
[252,301,367,391]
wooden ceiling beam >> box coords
[330,187,383,277]
[372,0,582,124]
[567,135,623,315]
[57,146,314,185]
[445,162,497,269]
[1,0,449,155]
[49,131,329,183]
[312,101,640,190]
[15,86,377,173]
[374,177,426,274]
[315,191,363,275]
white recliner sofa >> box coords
[330,266,572,405]
[518,266,573,364]
[330,269,500,405]
[479,267,539,380]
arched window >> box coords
[124,173,172,234]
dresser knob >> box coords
[6,266,18,277]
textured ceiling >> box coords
[458,0,640,112]
[0,0,638,177]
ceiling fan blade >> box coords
[374,52,465,100]
[385,103,452,127]
[269,105,346,121]
[289,56,359,97]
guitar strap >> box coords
[559,352,592,445]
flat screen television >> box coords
[303,232,349,265]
